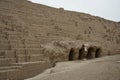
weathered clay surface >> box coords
[0,0,120,79]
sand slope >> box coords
[26,55,120,80]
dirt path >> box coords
[26,55,120,80]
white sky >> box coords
[30,0,120,22]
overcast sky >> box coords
[30,0,120,22]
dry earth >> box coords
[0,0,120,79]
[26,55,120,80]
[0,0,120,64]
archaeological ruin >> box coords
[0,0,120,80]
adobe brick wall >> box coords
[0,61,51,80]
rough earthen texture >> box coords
[95,47,102,58]
[86,46,96,59]
[69,48,79,61]
[26,55,120,80]
[0,0,120,79]
[79,46,87,60]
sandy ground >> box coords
[26,55,120,80]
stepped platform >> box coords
[0,61,51,80]
[0,58,15,67]
[0,67,21,80]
